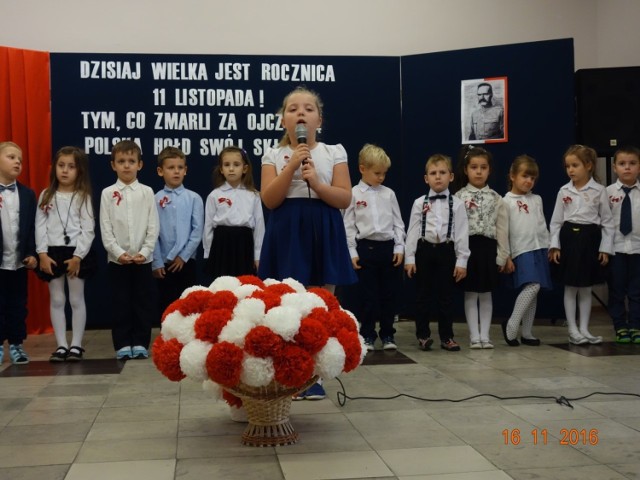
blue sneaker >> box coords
[116,346,133,360]
[132,345,149,359]
[303,382,326,400]
[9,344,29,365]
[0,346,4,364]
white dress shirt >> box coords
[203,182,265,261]
[503,192,550,259]
[100,179,159,264]
[549,178,615,253]
[0,185,20,270]
[343,180,405,259]
[607,179,640,254]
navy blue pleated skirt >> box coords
[258,198,357,287]
[506,248,553,290]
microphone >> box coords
[295,123,311,197]
[295,123,307,144]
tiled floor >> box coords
[1,308,640,480]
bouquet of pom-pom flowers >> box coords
[153,275,366,446]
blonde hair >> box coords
[507,155,539,190]
[278,86,324,147]
[563,144,598,181]
[425,153,453,173]
[0,141,21,154]
[359,144,391,169]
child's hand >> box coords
[301,158,318,187]
[548,248,561,264]
[64,256,81,278]
[118,253,133,264]
[392,253,404,267]
[291,144,311,169]
[132,253,146,264]
[23,256,38,270]
[598,252,609,266]
[38,253,56,275]
[453,266,467,282]
[152,267,166,279]
[404,264,416,278]
[501,257,515,274]
[351,257,361,270]
[167,256,185,272]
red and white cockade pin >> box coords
[218,197,232,206]
[356,200,367,208]
[159,196,171,208]
[562,196,572,204]
[517,200,529,213]
[113,191,123,206]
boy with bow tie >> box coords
[405,154,469,352]
[0,142,37,364]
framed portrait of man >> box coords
[461,77,508,144]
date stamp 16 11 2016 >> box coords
[502,428,599,446]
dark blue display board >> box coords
[50,39,575,329]
[400,39,575,318]
[50,53,402,328]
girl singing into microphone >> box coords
[258,86,357,400]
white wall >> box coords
[1,0,636,69]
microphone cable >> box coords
[334,376,640,409]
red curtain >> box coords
[0,46,53,334]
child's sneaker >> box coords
[568,331,588,345]
[132,346,149,359]
[481,341,494,349]
[0,346,3,364]
[418,338,433,351]
[440,339,461,351]
[629,329,640,344]
[9,344,29,364]
[469,342,482,349]
[364,338,376,351]
[580,331,603,345]
[616,329,631,344]
[304,382,326,400]
[116,346,133,360]
[382,337,397,350]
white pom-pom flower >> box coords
[280,292,326,317]
[179,340,212,382]
[233,284,261,299]
[314,338,346,380]
[233,298,266,325]
[210,276,241,292]
[218,315,255,346]
[179,285,210,298]
[263,306,302,342]
[161,312,198,344]
[262,278,280,287]
[240,354,275,387]
[282,277,306,292]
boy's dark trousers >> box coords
[108,262,157,350]
[414,240,456,342]
[608,253,640,331]
[156,259,197,321]
[356,239,398,340]
[0,269,28,344]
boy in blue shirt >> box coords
[153,146,204,317]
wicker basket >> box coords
[225,376,319,447]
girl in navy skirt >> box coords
[203,146,265,280]
[549,145,614,345]
[35,147,96,362]
[453,146,509,349]
[258,86,357,400]
[502,155,552,346]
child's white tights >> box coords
[49,275,86,348]
[506,283,540,340]
[464,292,493,343]
[563,286,593,336]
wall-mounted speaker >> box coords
[576,67,640,154]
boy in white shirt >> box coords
[100,140,159,360]
[606,145,640,344]
[343,144,405,351]
[405,154,469,351]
